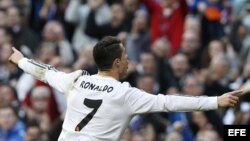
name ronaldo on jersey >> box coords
[80,81,114,93]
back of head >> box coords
[93,36,122,71]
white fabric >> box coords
[16,73,35,101]
[18,58,218,141]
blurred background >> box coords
[0,0,250,141]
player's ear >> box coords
[114,58,121,68]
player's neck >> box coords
[97,70,119,80]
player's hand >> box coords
[217,90,242,108]
[8,47,24,64]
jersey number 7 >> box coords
[75,98,103,131]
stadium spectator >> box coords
[0,10,7,27]
[65,0,111,52]
[85,3,129,40]
[6,6,39,56]
[0,27,12,45]
[42,21,74,66]
[26,86,51,132]
[179,30,201,69]
[73,44,98,74]
[0,105,25,141]
[0,42,23,85]
[25,119,42,141]
[140,0,188,55]
[125,9,150,63]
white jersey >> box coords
[18,58,218,141]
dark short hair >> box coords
[136,73,155,83]
[26,119,40,130]
[93,36,122,71]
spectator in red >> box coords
[22,81,61,126]
[140,0,188,55]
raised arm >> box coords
[8,47,84,94]
[180,0,188,14]
[65,0,81,23]
[85,9,109,40]
[140,0,161,14]
[124,86,242,115]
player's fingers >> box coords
[8,48,15,63]
[228,100,236,107]
[230,95,239,102]
[229,99,238,105]
[12,47,17,52]
[229,103,235,107]
[8,55,14,63]
[228,90,243,97]
[8,57,14,64]
[8,52,13,60]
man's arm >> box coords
[124,86,242,115]
[65,0,81,23]
[140,0,161,14]
[9,47,84,93]
[84,9,110,40]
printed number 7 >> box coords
[75,98,102,131]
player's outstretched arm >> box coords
[125,86,243,114]
[8,47,83,93]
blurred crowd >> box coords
[0,0,250,141]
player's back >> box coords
[16,52,221,141]
[58,74,131,141]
